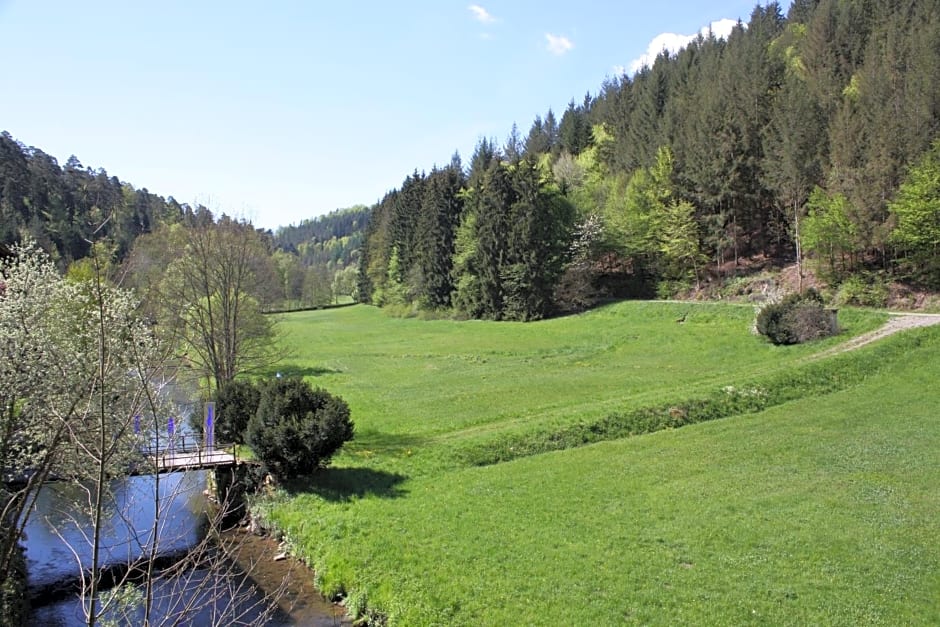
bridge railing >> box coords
[139,435,236,468]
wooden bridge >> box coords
[4,439,255,487]
[141,437,252,474]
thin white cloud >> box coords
[629,18,739,74]
[545,33,574,56]
[468,4,495,24]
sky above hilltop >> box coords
[0,1,791,231]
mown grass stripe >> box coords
[454,326,939,467]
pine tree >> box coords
[360,192,395,305]
[468,137,499,189]
[0,133,30,245]
[504,123,523,163]
[472,161,513,318]
[559,100,592,156]
[414,163,465,308]
[524,115,550,156]
[543,108,560,153]
[389,171,426,291]
[763,21,827,281]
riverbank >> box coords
[219,525,350,626]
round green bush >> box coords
[246,377,354,480]
[214,379,261,445]
[756,289,835,345]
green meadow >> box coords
[256,302,940,625]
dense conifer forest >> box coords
[359,0,940,318]
[3,0,940,318]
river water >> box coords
[24,471,348,626]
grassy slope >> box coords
[259,303,940,625]
[270,302,883,476]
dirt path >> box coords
[813,312,940,358]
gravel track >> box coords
[814,313,940,358]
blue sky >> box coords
[0,1,789,230]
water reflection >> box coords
[25,470,295,625]
[25,471,209,590]
[30,567,290,626]
[25,469,346,625]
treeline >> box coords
[0,131,191,263]
[359,151,580,320]
[358,0,940,318]
[0,132,365,308]
[5,0,940,318]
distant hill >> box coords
[0,130,189,264]
[0,129,370,282]
[274,205,370,270]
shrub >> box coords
[0,536,28,627]
[246,377,354,480]
[755,289,836,345]
[214,379,261,445]
[656,279,690,300]
[833,274,889,308]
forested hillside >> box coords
[4,0,940,320]
[0,133,363,309]
[0,131,192,264]
[358,0,940,319]
[274,205,368,275]
[261,207,368,308]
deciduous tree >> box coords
[889,140,940,288]
[2,242,285,627]
[157,216,277,390]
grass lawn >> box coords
[256,302,940,625]
[269,301,884,476]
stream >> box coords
[24,470,348,626]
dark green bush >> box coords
[0,535,28,627]
[755,289,835,345]
[215,379,261,445]
[246,377,354,480]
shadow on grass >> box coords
[351,429,427,456]
[285,467,408,502]
[271,364,342,378]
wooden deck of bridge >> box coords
[148,448,241,473]
[4,445,253,485]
